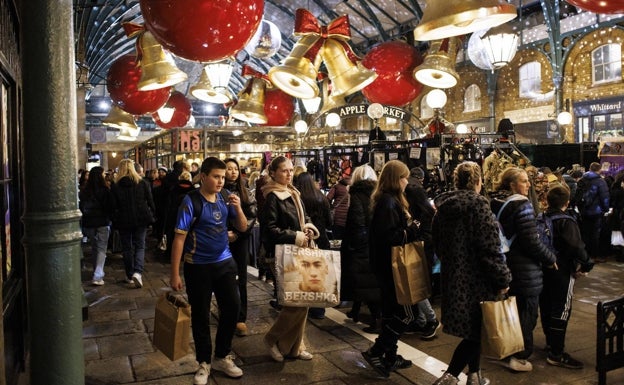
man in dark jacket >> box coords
[575,162,610,262]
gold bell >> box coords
[269,35,323,99]
[230,78,268,124]
[117,126,141,141]
[413,0,517,42]
[413,37,460,89]
[319,78,346,115]
[321,39,377,97]
[102,105,139,130]
[137,31,188,91]
[190,67,232,104]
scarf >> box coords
[262,179,306,231]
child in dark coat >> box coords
[539,185,594,369]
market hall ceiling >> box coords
[74,0,547,97]
[75,0,423,94]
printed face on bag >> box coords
[296,252,329,292]
[278,244,341,307]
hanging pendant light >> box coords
[414,0,517,42]
[479,23,519,70]
[301,96,322,114]
[190,62,233,104]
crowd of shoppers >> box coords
[79,154,612,384]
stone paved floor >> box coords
[81,238,624,385]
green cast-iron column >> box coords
[20,0,85,384]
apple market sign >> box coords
[327,104,411,123]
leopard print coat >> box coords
[433,189,512,341]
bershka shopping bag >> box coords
[153,292,191,361]
[480,295,525,359]
[390,240,432,305]
[275,243,341,307]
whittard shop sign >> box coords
[327,104,411,123]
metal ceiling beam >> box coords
[359,0,393,41]
[401,0,423,18]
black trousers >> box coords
[230,236,251,323]
[508,293,539,360]
[369,274,417,361]
[580,214,602,257]
[539,269,575,356]
[184,258,240,363]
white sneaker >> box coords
[211,355,243,378]
[297,350,314,360]
[193,362,210,385]
[266,340,283,362]
[131,272,143,288]
[91,279,105,286]
[509,356,533,372]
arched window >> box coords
[421,97,433,119]
[592,43,622,85]
[464,84,481,112]
[519,61,541,98]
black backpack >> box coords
[576,178,598,209]
[535,212,574,255]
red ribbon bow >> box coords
[122,22,144,38]
[294,8,351,40]
[122,22,147,66]
[241,65,270,82]
[239,65,270,94]
[293,8,355,63]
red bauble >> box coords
[263,87,295,126]
[106,54,171,115]
[140,0,264,62]
[565,0,624,14]
[152,91,192,129]
[361,41,424,107]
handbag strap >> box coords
[332,193,349,209]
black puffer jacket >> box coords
[576,171,610,216]
[340,180,379,303]
[490,190,557,297]
[111,177,156,230]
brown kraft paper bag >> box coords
[153,292,191,361]
[391,240,432,305]
[480,295,525,359]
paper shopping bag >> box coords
[153,292,191,361]
[275,244,341,308]
[480,296,525,359]
[391,241,432,305]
